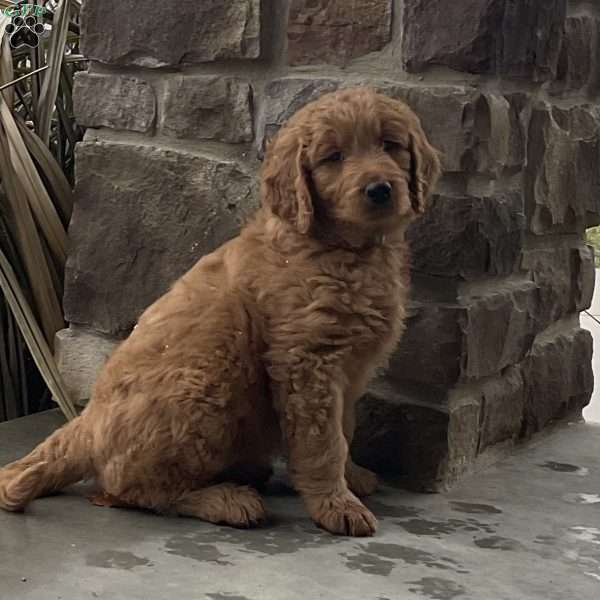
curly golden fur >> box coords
[0,88,440,536]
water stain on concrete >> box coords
[366,498,422,519]
[343,551,397,576]
[563,547,600,584]
[466,518,497,534]
[563,493,600,505]
[449,501,503,515]
[164,538,232,565]
[86,550,153,570]
[206,594,252,600]
[408,577,467,600]
[226,523,345,555]
[541,461,579,472]
[343,542,467,576]
[534,535,557,546]
[397,518,468,537]
[564,548,600,572]
[569,526,600,545]
[166,521,342,560]
[462,526,480,532]
[540,461,588,476]
[397,517,497,538]
[474,536,523,551]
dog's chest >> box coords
[314,250,408,349]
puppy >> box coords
[0,88,440,536]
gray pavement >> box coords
[1,410,599,600]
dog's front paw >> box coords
[306,491,377,537]
[346,462,378,497]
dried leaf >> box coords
[0,246,77,420]
[37,0,72,145]
[0,118,63,342]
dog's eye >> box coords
[383,140,401,152]
[324,151,344,162]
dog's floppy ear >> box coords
[408,126,442,214]
[261,126,313,234]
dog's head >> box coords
[261,88,441,242]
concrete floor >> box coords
[1,411,599,600]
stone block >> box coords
[389,280,539,387]
[500,0,566,80]
[477,367,525,452]
[462,281,539,380]
[382,85,524,175]
[403,0,565,80]
[591,19,600,96]
[505,93,530,175]
[407,191,524,280]
[55,327,119,406]
[388,302,466,386]
[352,383,449,490]
[259,77,523,174]
[520,244,596,329]
[521,327,593,434]
[525,103,600,234]
[159,76,253,143]
[257,77,341,150]
[355,326,590,487]
[552,16,597,93]
[382,84,482,173]
[65,139,256,335]
[403,0,501,74]
[352,380,480,491]
[81,0,260,67]
[446,391,481,485]
[573,245,596,312]
[287,0,392,66]
[73,72,156,133]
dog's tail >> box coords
[0,416,93,511]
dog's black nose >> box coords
[365,181,392,206]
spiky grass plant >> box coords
[0,1,84,421]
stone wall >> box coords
[59,0,598,489]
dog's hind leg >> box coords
[174,483,266,528]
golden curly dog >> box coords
[0,88,440,536]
